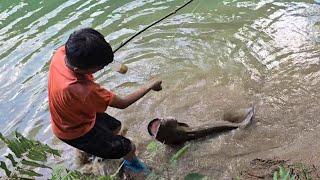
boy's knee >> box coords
[130,143,136,152]
[123,142,136,160]
[112,126,121,135]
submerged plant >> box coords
[146,142,207,180]
[146,141,160,157]
[273,165,295,180]
[170,143,191,165]
[0,131,60,179]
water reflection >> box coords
[0,0,319,178]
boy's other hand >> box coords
[149,80,162,91]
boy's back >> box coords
[48,46,114,140]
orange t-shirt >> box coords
[48,46,115,140]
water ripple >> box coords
[0,1,320,178]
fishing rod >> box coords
[113,0,195,53]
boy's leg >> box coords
[95,114,149,173]
[60,113,149,174]
[95,113,128,136]
[60,113,133,159]
[95,113,137,160]
[122,143,150,174]
[123,143,136,161]
[95,113,121,135]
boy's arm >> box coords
[109,80,162,109]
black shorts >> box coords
[60,113,132,159]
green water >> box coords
[1,0,320,178]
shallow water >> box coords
[0,0,320,178]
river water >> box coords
[0,0,320,179]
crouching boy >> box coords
[48,28,161,174]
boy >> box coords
[48,28,161,174]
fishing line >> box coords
[113,0,195,53]
[168,0,201,55]
[103,0,198,75]
[171,0,201,40]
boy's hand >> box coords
[110,79,163,109]
[149,80,162,91]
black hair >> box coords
[65,28,113,69]
[147,118,160,136]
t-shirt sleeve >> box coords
[85,83,115,112]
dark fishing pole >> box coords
[113,0,195,53]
